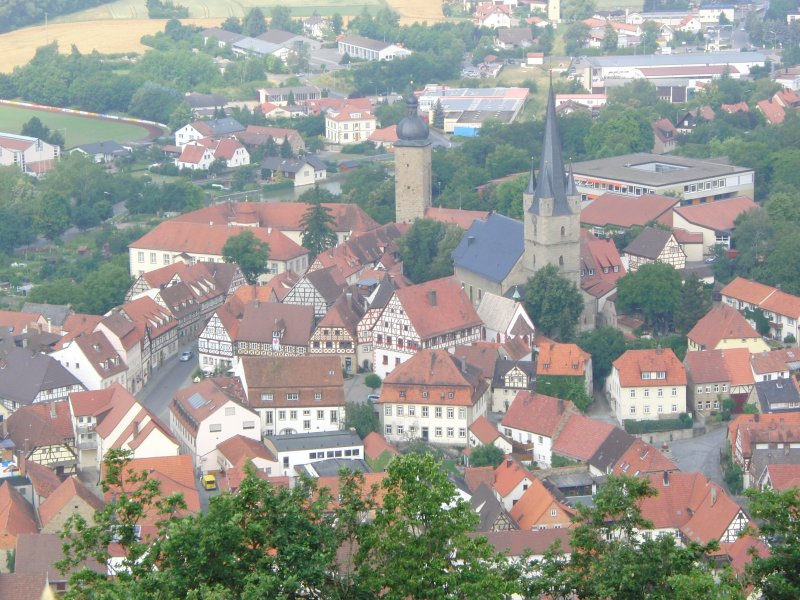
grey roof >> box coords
[368,276,398,309]
[200,117,245,137]
[469,482,518,532]
[589,427,635,474]
[21,303,70,326]
[756,378,800,413]
[303,457,371,476]
[544,471,595,490]
[624,227,673,260]
[492,359,536,389]
[184,92,227,109]
[233,38,282,55]
[0,347,83,405]
[202,28,246,44]
[71,140,130,156]
[15,533,105,579]
[585,51,765,69]
[339,33,393,52]
[256,29,306,46]
[452,213,524,283]
[529,82,573,216]
[268,430,363,452]
[395,95,430,147]
[572,152,753,187]
[305,267,347,304]
[496,28,533,45]
[261,156,326,174]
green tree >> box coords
[744,486,800,599]
[354,453,518,599]
[537,375,592,412]
[364,373,382,390]
[242,7,267,36]
[675,273,712,334]
[470,444,505,467]
[35,191,70,240]
[433,100,444,130]
[578,326,627,381]
[222,229,270,284]
[564,22,590,55]
[525,475,743,600]
[561,0,597,21]
[603,22,619,51]
[585,110,655,158]
[280,137,293,158]
[523,265,583,341]
[345,402,380,438]
[616,262,682,335]
[399,219,461,283]
[168,101,194,132]
[77,262,132,315]
[300,199,338,260]
[221,16,242,33]
[271,5,298,33]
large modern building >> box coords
[571,153,754,204]
[416,85,529,135]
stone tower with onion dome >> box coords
[394,92,432,225]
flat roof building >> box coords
[570,153,754,204]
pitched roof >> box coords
[362,432,400,462]
[674,196,757,232]
[685,347,754,386]
[0,573,49,600]
[216,434,275,465]
[6,401,74,449]
[71,331,127,379]
[480,528,572,557]
[580,230,626,298]
[612,348,686,387]
[0,482,38,547]
[240,355,344,408]
[464,465,495,493]
[452,213,524,283]
[469,415,502,445]
[70,385,137,439]
[652,118,677,143]
[0,310,44,336]
[237,301,314,346]
[721,276,777,306]
[453,342,502,380]
[681,480,743,545]
[638,471,707,529]
[762,463,800,490]
[552,414,616,462]
[501,391,574,437]
[37,476,104,529]
[688,303,762,349]
[612,437,677,476]
[757,98,785,124]
[624,227,676,259]
[536,342,590,376]
[493,457,533,498]
[23,461,61,500]
[469,482,517,532]
[424,207,490,230]
[476,293,532,337]
[750,349,793,375]
[172,378,248,434]
[56,313,104,349]
[304,266,348,303]
[529,82,573,216]
[0,347,82,405]
[509,476,572,530]
[15,533,105,579]
[394,276,481,340]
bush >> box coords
[365,373,382,390]
[551,454,579,468]
[785,334,796,344]
[722,450,743,494]
[623,414,692,434]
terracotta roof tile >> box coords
[639,471,705,529]
[480,528,572,556]
[216,434,275,465]
[6,401,74,449]
[424,207,490,230]
[681,481,743,545]
[362,432,400,462]
[237,301,314,346]
[762,463,800,490]
[757,98,786,124]
[509,477,573,530]
[23,461,61,500]
[469,415,502,445]
[240,355,345,409]
[552,414,616,461]
[580,193,677,229]
[501,391,574,437]
[722,534,769,576]
[0,573,49,600]
[464,465,495,493]
[453,342,501,380]
[674,196,757,232]
[493,457,533,498]
[536,342,590,377]
[611,438,677,476]
[15,533,105,578]
[0,482,38,549]
[612,348,686,388]
[38,476,104,529]
[0,310,43,336]
[394,276,481,341]
[688,304,762,350]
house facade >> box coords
[500,392,574,467]
[721,277,800,345]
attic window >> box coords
[542,363,550,370]
[422,391,428,398]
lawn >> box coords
[0,105,152,147]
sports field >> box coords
[0,105,154,147]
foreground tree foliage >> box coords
[524,265,583,341]
[300,198,338,261]
[525,475,745,600]
[222,230,270,284]
[60,451,516,599]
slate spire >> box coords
[565,162,578,197]
[529,79,571,215]
[524,156,536,195]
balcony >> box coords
[77,440,97,450]
[75,424,96,434]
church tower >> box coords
[523,81,582,287]
[547,0,561,24]
[394,93,432,224]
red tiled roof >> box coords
[639,471,706,529]
[681,481,743,545]
[493,457,532,498]
[763,463,800,490]
[551,414,615,461]
[6,401,74,448]
[685,347,754,386]
[750,349,791,375]
[38,476,104,529]
[721,276,776,306]
[362,431,400,462]
[177,144,211,164]
[424,207,490,230]
[688,304,762,349]
[536,342,590,377]
[612,438,677,476]
[394,276,481,341]
[674,196,757,232]
[612,348,686,387]
[216,434,274,465]
[368,125,398,143]
[722,534,769,576]
[761,289,800,319]
[23,461,61,500]
[0,310,43,336]
[509,477,573,530]
[56,313,103,349]
[453,342,501,379]
[757,99,786,124]
[0,482,38,549]
[672,227,703,243]
[721,101,749,114]
[469,415,501,445]
[581,193,678,229]
[464,465,495,493]
[501,391,574,437]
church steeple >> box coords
[529,80,572,216]
[565,162,578,197]
[524,156,536,196]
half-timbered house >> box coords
[235,302,314,360]
[117,296,179,376]
[309,291,365,375]
[236,355,345,436]
[52,330,128,392]
[6,401,77,476]
[370,276,482,378]
[469,482,519,532]
[623,227,686,272]
[198,301,241,374]
[96,311,148,394]
[356,276,403,372]
[491,359,536,412]
[476,293,535,346]
[282,266,347,322]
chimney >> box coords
[710,485,717,506]
[754,413,760,422]
[427,290,437,306]
[460,357,467,373]
[663,470,669,486]
[267,226,273,234]
[467,236,475,245]
[558,398,564,414]
[133,421,140,436]
[18,453,26,477]
[506,458,512,468]
[49,404,57,419]
[656,344,663,355]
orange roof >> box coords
[315,472,388,510]
[0,310,43,336]
[580,193,677,229]
[464,465,495,493]
[501,391,574,437]
[469,415,502,445]
[493,457,532,498]
[757,98,786,124]
[612,348,686,387]
[687,303,762,349]
[750,349,791,375]
[394,276,481,340]
[0,482,38,549]
[362,431,400,462]
[721,101,749,114]
[304,97,372,116]
[722,534,769,576]
[216,434,274,465]
[730,413,800,459]
[674,196,757,232]
[368,125,398,143]
[639,471,706,529]
[38,476,104,529]
[681,481,743,545]
[763,463,800,490]
[551,414,616,461]
[56,313,104,349]
[536,342,590,376]
[453,342,501,379]
[721,276,777,306]
[685,347,754,386]
[424,207,490,230]
[23,461,61,500]
[672,227,703,243]
[761,288,800,319]
[509,477,573,530]
[131,221,306,261]
[612,438,677,476]
[178,144,212,164]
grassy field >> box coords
[0,105,152,147]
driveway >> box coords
[666,425,727,486]
[344,372,371,405]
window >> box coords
[459,428,466,438]
[447,407,454,419]
[409,405,416,416]
[399,390,406,398]
[714,399,720,409]
[550,508,557,517]
[150,252,157,264]
[286,393,299,401]
[672,404,678,412]
[722,384,728,392]
[435,427,442,437]
[397,405,404,417]
[314,392,322,400]
[697,386,703,394]
[644,388,650,398]
[384,406,392,416]
[630,405,636,414]
[382,355,388,365]
[435,407,443,418]
[261,393,274,402]
[290,410,297,420]
[422,390,428,398]
[209,424,222,432]
[278,410,286,421]
[714,384,720,393]
[225,406,235,416]
[446,427,454,437]
[657,388,663,397]
[397,425,404,435]
[137,251,144,263]
[630,389,636,398]
[330,410,338,423]
[317,410,324,420]
[163,253,170,265]
[458,408,466,419]
[243,421,255,429]
[385,425,392,435]
[671,388,677,396]
[644,405,650,414]
[422,406,429,418]
[658,405,664,414]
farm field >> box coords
[0,105,153,147]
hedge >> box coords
[623,413,692,434]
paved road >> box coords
[136,341,198,423]
[344,372,371,405]
[666,425,727,486]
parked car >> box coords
[202,474,217,491]
[367,393,380,403]
[180,351,194,362]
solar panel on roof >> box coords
[187,393,209,409]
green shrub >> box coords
[623,414,692,434]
